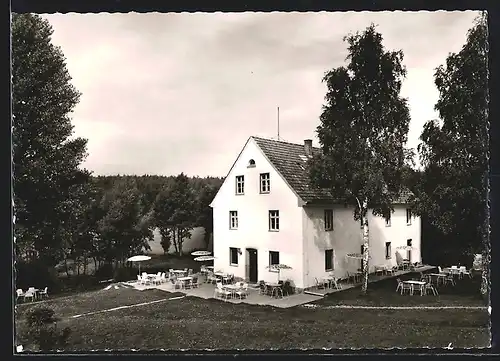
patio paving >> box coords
[127,278,323,308]
[126,265,436,308]
[304,265,436,297]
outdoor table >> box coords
[323,277,340,289]
[265,283,283,298]
[428,273,447,286]
[222,284,241,297]
[177,276,193,289]
[403,280,426,296]
[374,265,388,275]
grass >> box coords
[15,281,490,351]
[313,272,487,308]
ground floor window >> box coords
[229,247,238,266]
[385,242,391,259]
[269,251,279,270]
[325,249,334,271]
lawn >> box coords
[313,272,488,307]
[15,284,490,351]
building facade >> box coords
[210,136,421,290]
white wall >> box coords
[302,205,422,289]
[367,206,421,269]
[302,205,363,288]
[211,138,304,286]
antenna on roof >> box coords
[277,106,280,139]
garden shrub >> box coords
[22,307,71,352]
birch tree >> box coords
[309,24,412,293]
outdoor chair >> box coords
[207,272,218,284]
[216,283,232,301]
[444,274,455,286]
[315,278,327,290]
[24,289,35,302]
[396,279,411,295]
[413,283,425,296]
[424,282,438,296]
[183,279,191,290]
[16,289,25,301]
[170,278,181,290]
[438,266,444,274]
[258,281,268,295]
[137,275,142,284]
[459,266,472,279]
[154,275,162,285]
[39,287,49,298]
[191,276,199,288]
[184,268,188,275]
[160,272,167,283]
[141,275,151,285]
[235,283,249,299]
[331,277,342,290]
[188,268,193,276]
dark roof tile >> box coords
[252,136,411,204]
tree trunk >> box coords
[480,244,489,299]
[361,198,370,294]
[178,228,184,256]
[64,258,70,278]
[172,229,179,255]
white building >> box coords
[210,136,421,290]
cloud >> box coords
[42,10,481,176]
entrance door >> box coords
[407,239,412,263]
[246,248,258,283]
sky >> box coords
[42,11,481,177]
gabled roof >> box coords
[252,136,412,205]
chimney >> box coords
[304,139,313,157]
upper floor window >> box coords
[248,159,256,168]
[406,208,412,225]
[235,175,244,195]
[324,209,333,231]
[269,210,280,231]
[260,173,270,193]
[229,211,238,230]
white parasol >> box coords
[266,264,292,282]
[396,246,415,251]
[127,255,151,274]
[191,250,212,256]
[194,255,216,262]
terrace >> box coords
[127,264,437,308]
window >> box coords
[406,208,412,225]
[325,249,334,271]
[324,209,333,231]
[385,242,392,259]
[385,214,391,227]
[407,239,413,262]
[260,173,270,193]
[229,211,238,230]
[248,159,256,168]
[269,251,280,269]
[269,210,280,231]
[235,175,244,195]
[229,247,239,266]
